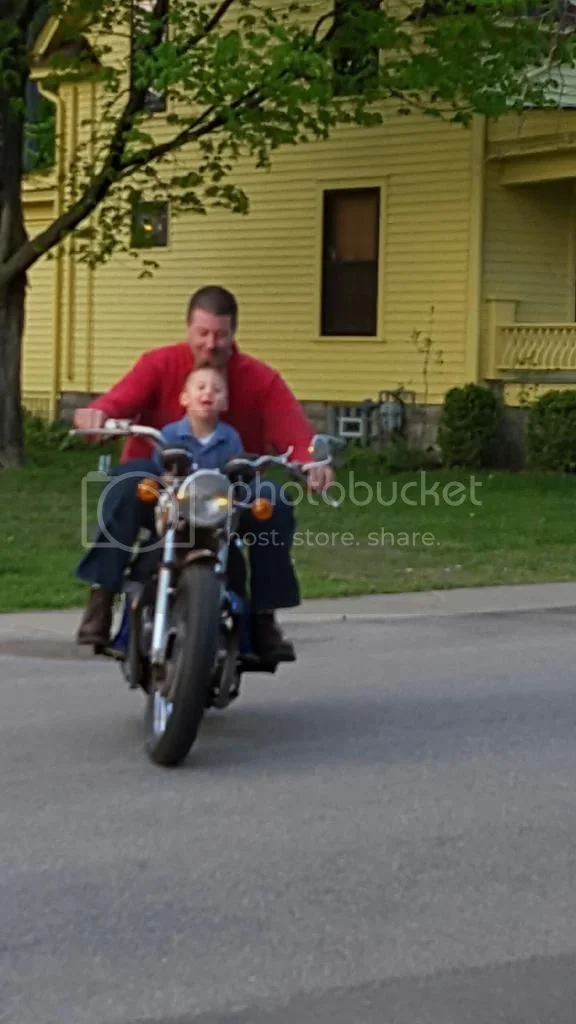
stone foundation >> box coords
[403,404,443,451]
[301,401,330,432]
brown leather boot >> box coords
[252,612,296,663]
[76,587,115,647]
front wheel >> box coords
[144,562,221,767]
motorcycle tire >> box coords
[144,562,221,767]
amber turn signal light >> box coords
[251,497,273,521]
[136,478,160,502]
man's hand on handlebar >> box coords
[306,464,335,494]
[72,407,107,442]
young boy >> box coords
[153,365,243,471]
[152,365,249,634]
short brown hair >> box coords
[184,365,227,390]
[186,285,238,330]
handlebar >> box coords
[224,449,333,474]
[70,419,338,489]
[70,420,167,452]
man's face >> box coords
[186,308,235,369]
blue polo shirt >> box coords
[152,416,243,472]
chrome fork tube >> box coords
[216,507,238,577]
[151,527,175,665]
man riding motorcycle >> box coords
[73,284,334,661]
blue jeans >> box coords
[75,458,300,610]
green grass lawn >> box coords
[2,444,576,613]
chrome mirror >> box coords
[309,433,347,462]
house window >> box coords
[131,200,169,247]
[332,0,380,95]
[321,187,380,337]
[130,0,168,113]
[23,80,56,173]
[143,86,167,113]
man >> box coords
[73,284,333,660]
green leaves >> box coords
[527,390,576,471]
[3,0,576,280]
[214,29,241,65]
[439,384,502,469]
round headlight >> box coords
[177,470,231,529]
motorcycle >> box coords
[71,419,345,767]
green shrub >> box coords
[526,390,576,471]
[23,408,82,451]
[438,383,501,468]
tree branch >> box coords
[0,167,118,287]
[0,0,360,286]
[168,0,240,68]
[0,0,171,286]
[0,74,264,288]
[311,10,336,43]
[118,86,262,175]
[190,0,239,44]
[120,4,335,177]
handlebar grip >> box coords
[291,464,341,507]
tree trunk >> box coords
[0,50,28,469]
[0,275,25,468]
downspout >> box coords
[568,180,576,322]
[37,79,65,421]
[85,81,96,395]
[65,84,78,385]
[465,113,486,384]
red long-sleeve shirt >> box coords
[89,341,315,464]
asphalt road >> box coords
[3,610,576,1024]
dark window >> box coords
[143,87,167,113]
[321,187,380,337]
[332,0,380,96]
[131,200,169,248]
[130,0,168,113]
[23,80,56,173]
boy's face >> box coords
[181,368,227,421]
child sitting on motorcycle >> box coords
[152,365,243,473]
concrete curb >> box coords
[280,605,576,625]
[2,601,576,663]
[278,582,576,624]
[2,583,576,645]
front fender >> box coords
[182,548,219,569]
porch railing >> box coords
[486,300,576,381]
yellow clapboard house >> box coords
[21,7,576,443]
